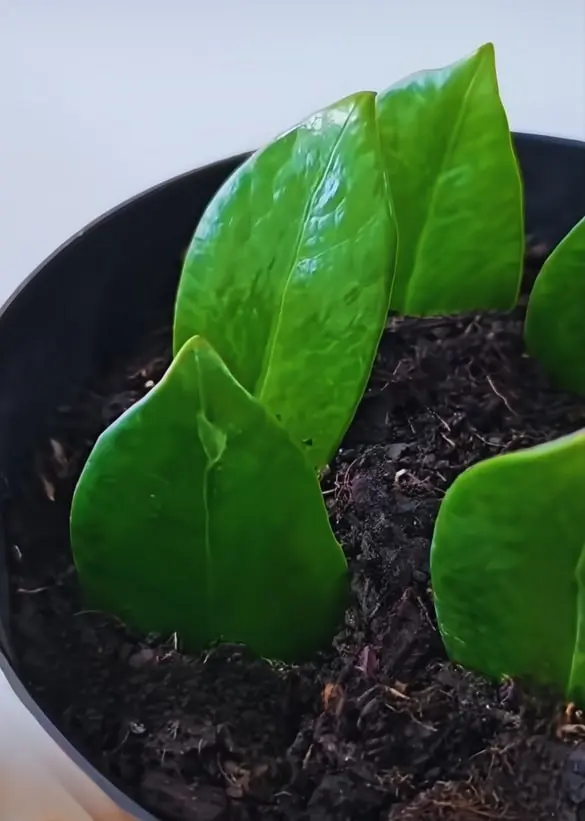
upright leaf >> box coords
[376,42,524,315]
[70,336,348,662]
[525,216,585,395]
[173,92,397,469]
[430,430,585,702]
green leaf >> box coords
[70,336,348,662]
[430,429,585,702]
[525,217,585,395]
[173,92,397,469]
[376,42,524,315]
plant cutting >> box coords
[71,335,347,661]
[431,214,585,701]
[172,91,399,471]
[375,41,524,314]
[432,428,585,701]
[4,40,585,821]
[525,215,585,394]
[71,42,529,663]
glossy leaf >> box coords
[525,216,585,395]
[431,430,585,702]
[70,336,348,662]
[173,92,397,469]
[376,42,524,315]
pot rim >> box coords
[2,132,584,327]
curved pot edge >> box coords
[0,132,583,821]
[1,131,584,330]
[0,654,157,820]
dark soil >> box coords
[6,250,585,820]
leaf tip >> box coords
[478,41,495,57]
[175,334,212,364]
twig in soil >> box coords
[557,700,585,737]
[72,609,129,630]
[336,456,360,499]
[111,727,130,754]
[356,645,379,678]
[217,756,250,799]
[331,446,384,509]
[398,707,436,734]
[430,410,453,434]
[365,380,389,398]
[486,743,518,779]
[486,375,518,416]
[74,609,103,617]
[39,474,56,501]
[395,468,444,497]
[361,682,437,733]
[439,431,457,449]
[302,743,314,770]
[565,701,577,720]
[430,798,516,819]
[49,438,68,472]
[415,594,437,632]
[472,431,505,449]
[385,685,409,701]
[423,779,517,820]
[558,722,585,738]
[462,316,481,338]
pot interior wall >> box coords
[0,153,243,648]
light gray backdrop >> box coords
[1,0,584,302]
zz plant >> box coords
[71,40,585,695]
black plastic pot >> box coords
[0,135,583,819]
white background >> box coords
[1,0,584,302]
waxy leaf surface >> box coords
[173,92,397,469]
[376,42,523,315]
[431,430,585,702]
[525,216,585,395]
[70,336,348,662]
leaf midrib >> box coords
[374,104,398,310]
[255,102,357,401]
[404,58,483,308]
[196,355,215,637]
